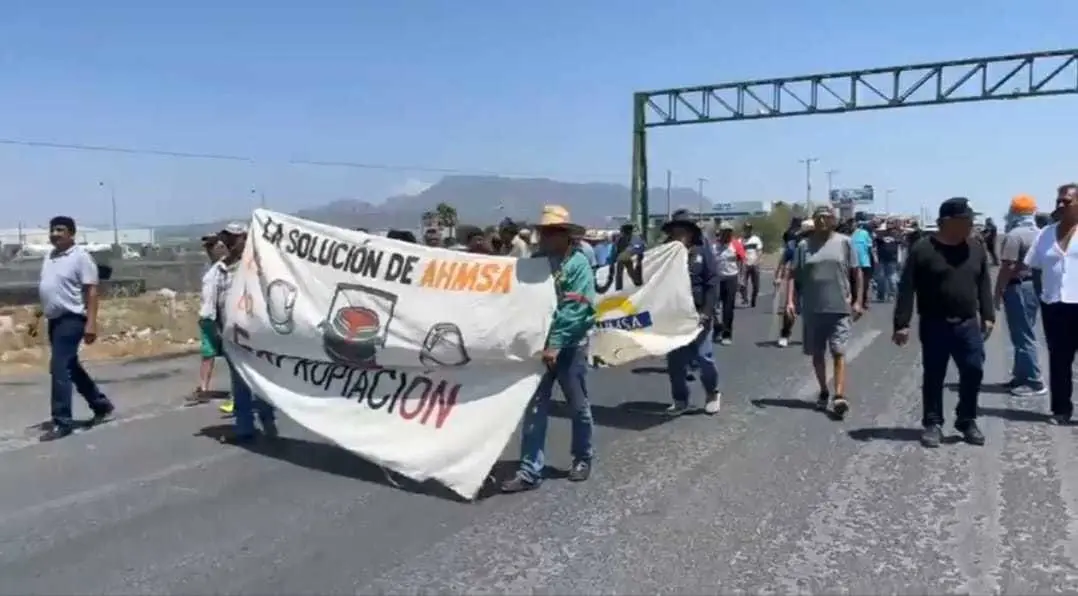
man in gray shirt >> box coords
[786,206,863,419]
[993,195,1047,396]
[32,215,115,441]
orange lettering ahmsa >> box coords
[418,259,513,294]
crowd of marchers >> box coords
[25,187,1078,493]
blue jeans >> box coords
[518,345,594,483]
[875,261,899,301]
[226,357,276,436]
[1002,280,1043,388]
[48,314,113,430]
[920,318,984,427]
[665,327,719,404]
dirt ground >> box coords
[0,292,201,375]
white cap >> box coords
[220,222,248,235]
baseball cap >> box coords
[220,222,248,236]
[813,205,835,218]
[938,197,974,219]
[800,219,815,232]
[1009,194,1036,215]
[718,221,735,231]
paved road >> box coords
[1,287,1076,594]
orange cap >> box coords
[1010,194,1036,215]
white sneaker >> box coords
[704,393,721,415]
[776,337,789,348]
[720,338,733,346]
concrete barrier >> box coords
[0,278,147,307]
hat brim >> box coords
[536,222,585,235]
[661,219,700,234]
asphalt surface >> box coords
[1,280,1076,595]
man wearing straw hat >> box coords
[502,205,597,494]
[660,209,722,415]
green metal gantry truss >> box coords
[630,49,1078,233]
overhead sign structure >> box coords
[630,49,1078,234]
[830,186,875,206]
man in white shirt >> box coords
[710,222,745,344]
[1023,183,1078,425]
[739,223,764,307]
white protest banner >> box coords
[590,242,701,366]
[221,210,557,500]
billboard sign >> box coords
[711,201,767,215]
[830,186,875,205]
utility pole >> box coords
[665,169,672,220]
[799,158,819,213]
[251,188,266,208]
[99,181,120,248]
[825,169,838,198]
[696,177,707,219]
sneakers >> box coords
[500,473,540,494]
[921,421,986,447]
[921,424,943,448]
[814,390,830,412]
[219,399,235,415]
[831,396,849,420]
[776,337,789,348]
[1010,384,1048,397]
[90,403,116,427]
[955,420,985,446]
[704,393,721,415]
[568,460,591,482]
[1048,414,1073,426]
[719,337,733,346]
[38,426,75,442]
[665,401,692,416]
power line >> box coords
[0,136,619,180]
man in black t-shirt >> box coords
[873,224,901,302]
[893,197,993,449]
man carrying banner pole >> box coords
[502,205,597,494]
[661,210,722,415]
[215,223,278,444]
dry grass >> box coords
[0,292,202,375]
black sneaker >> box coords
[568,460,591,482]
[921,425,943,448]
[500,473,540,494]
[956,420,985,446]
[814,390,830,411]
[1048,414,1073,426]
[831,396,849,419]
[89,404,116,426]
[38,426,74,442]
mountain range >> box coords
[154,175,711,239]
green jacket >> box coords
[547,249,597,349]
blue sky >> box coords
[1,0,1076,228]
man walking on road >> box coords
[502,205,597,493]
[739,222,764,308]
[786,206,862,419]
[993,194,1047,397]
[710,221,744,345]
[662,209,722,416]
[33,215,116,442]
[214,223,278,444]
[894,197,993,448]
